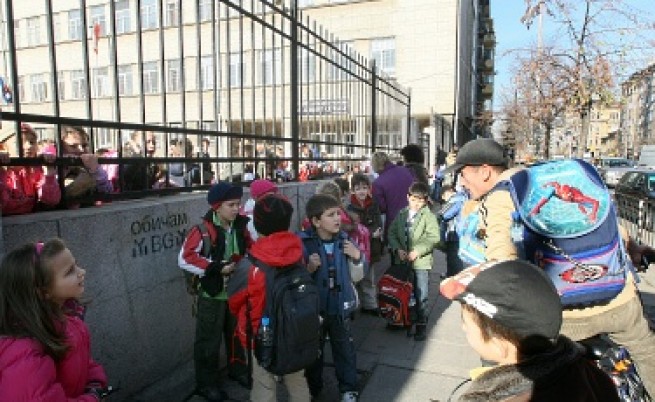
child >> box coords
[300,194,366,402]
[179,182,251,401]
[346,173,383,314]
[241,179,278,241]
[387,181,440,341]
[228,193,313,401]
[439,260,620,401]
[437,180,468,277]
[0,238,108,400]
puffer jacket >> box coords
[0,314,107,401]
[459,337,619,402]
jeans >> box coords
[413,270,430,324]
[305,314,358,395]
[194,296,249,389]
[560,288,655,396]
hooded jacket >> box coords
[0,314,107,401]
[228,231,303,348]
[459,337,619,402]
[0,166,61,215]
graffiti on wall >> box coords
[130,213,190,258]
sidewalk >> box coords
[133,251,655,402]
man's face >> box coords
[62,131,89,156]
[459,165,491,200]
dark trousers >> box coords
[305,314,358,395]
[445,240,464,277]
[194,296,249,389]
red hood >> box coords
[350,193,373,208]
[250,231,303,267]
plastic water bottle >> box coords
[510,211,525,259]
[258,316,273,367]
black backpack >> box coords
[184,224,211,296]
[252,257,321,375]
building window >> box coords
[299,48,316,83]
[93,67,109,98]
[14,20,21,48]
[165,0,179,27]
[298,0,314,7]
[116,0,131,34]
[143,62,159,94]
[141,0,159,30]
[167,59,181,92]
[18,76,25,100]
[53,14,62,43]
[199,0,213,21]
[329,41,353,80]
[345,133,355,154]
[71,70,87,99]
[30,74,48,102]
[27,17,40,47]
[57,71,66,100]
[200,56,214,90]
[371,37,395,75]
[260,49,280,85]
[90,5,106,36]
[229,53,244,88]
[118,65,133,95]
[68,9,82,40]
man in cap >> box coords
[446,138,655,395]
[440,260,619,401]
[179,181,252,401]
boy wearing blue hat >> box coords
[179,182,252,401]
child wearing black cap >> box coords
[440,260,619,402]
[179,181,251,401]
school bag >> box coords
[499,159,631,307]
[251,257,321,375]
[456,200,487,267]
[183,224,211,296]
[377,263,415,327]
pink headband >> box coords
[34,242,44,258]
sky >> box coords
[491,0,655,110]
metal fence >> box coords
[0,0,410,203]
[615,193,655,248]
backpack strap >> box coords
[197,223,212,258]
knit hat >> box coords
[207,182,243,209]
[250,179,278,200]
[253,193,293,236]
[440,260,562,340]
[443,138,508,175]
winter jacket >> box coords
[388,205,440,269]
[459,337,619,402]
[227,231,304,348]
[0,166,61,215]
[179,211,252,297]
[372,161,414,238]
[0,314,107,401]
[299,229,365,319]
[347,194,383,263]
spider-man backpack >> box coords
[498,159,633,307]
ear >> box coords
[310,215,321,228]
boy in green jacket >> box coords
[388,181,440,341]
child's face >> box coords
[407,193,427,212]
[46,247,86,306]
[215,199,241,224]
[312,206,341,238]
[461,307,504,364]
[352,183,370,202]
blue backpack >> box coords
[500,159,631,307]
[457,200,487,267]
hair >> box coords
[371,152,390,172]
[400,144,425,164]
[333,177,350,195]
[0,238,70,360]
[317,181,342,202]
[305,194,340,221]
[408,181,430,200]
[350,173,371,189]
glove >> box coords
[200,261,225,297]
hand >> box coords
[42,154,57,175]
[80,153,99,173]
[343,239,361,261]
[221,262,236,275]
[307,253,321,273]
[407,250,418,262]
[397,249,408,261]
[627,239,655,271]
[372,228,382,239]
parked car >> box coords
[614,170,655,200]
[597,157,635,187]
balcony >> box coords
[483,32,496,46]
[481,83,493,98]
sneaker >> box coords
[414,324,427,342]
[341,391,359,402]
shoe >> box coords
[360,307,379,316]
[414,324,427,342]
[341,391,359,402]
[196,386,227,402]
[228,373,252,390]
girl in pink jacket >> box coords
[0,238,108,401]
[0,123,60,215]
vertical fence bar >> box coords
[371,60,377,152]
[290,0,300,178]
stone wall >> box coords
[0,181,320,399]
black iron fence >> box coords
[0,0,410,204]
